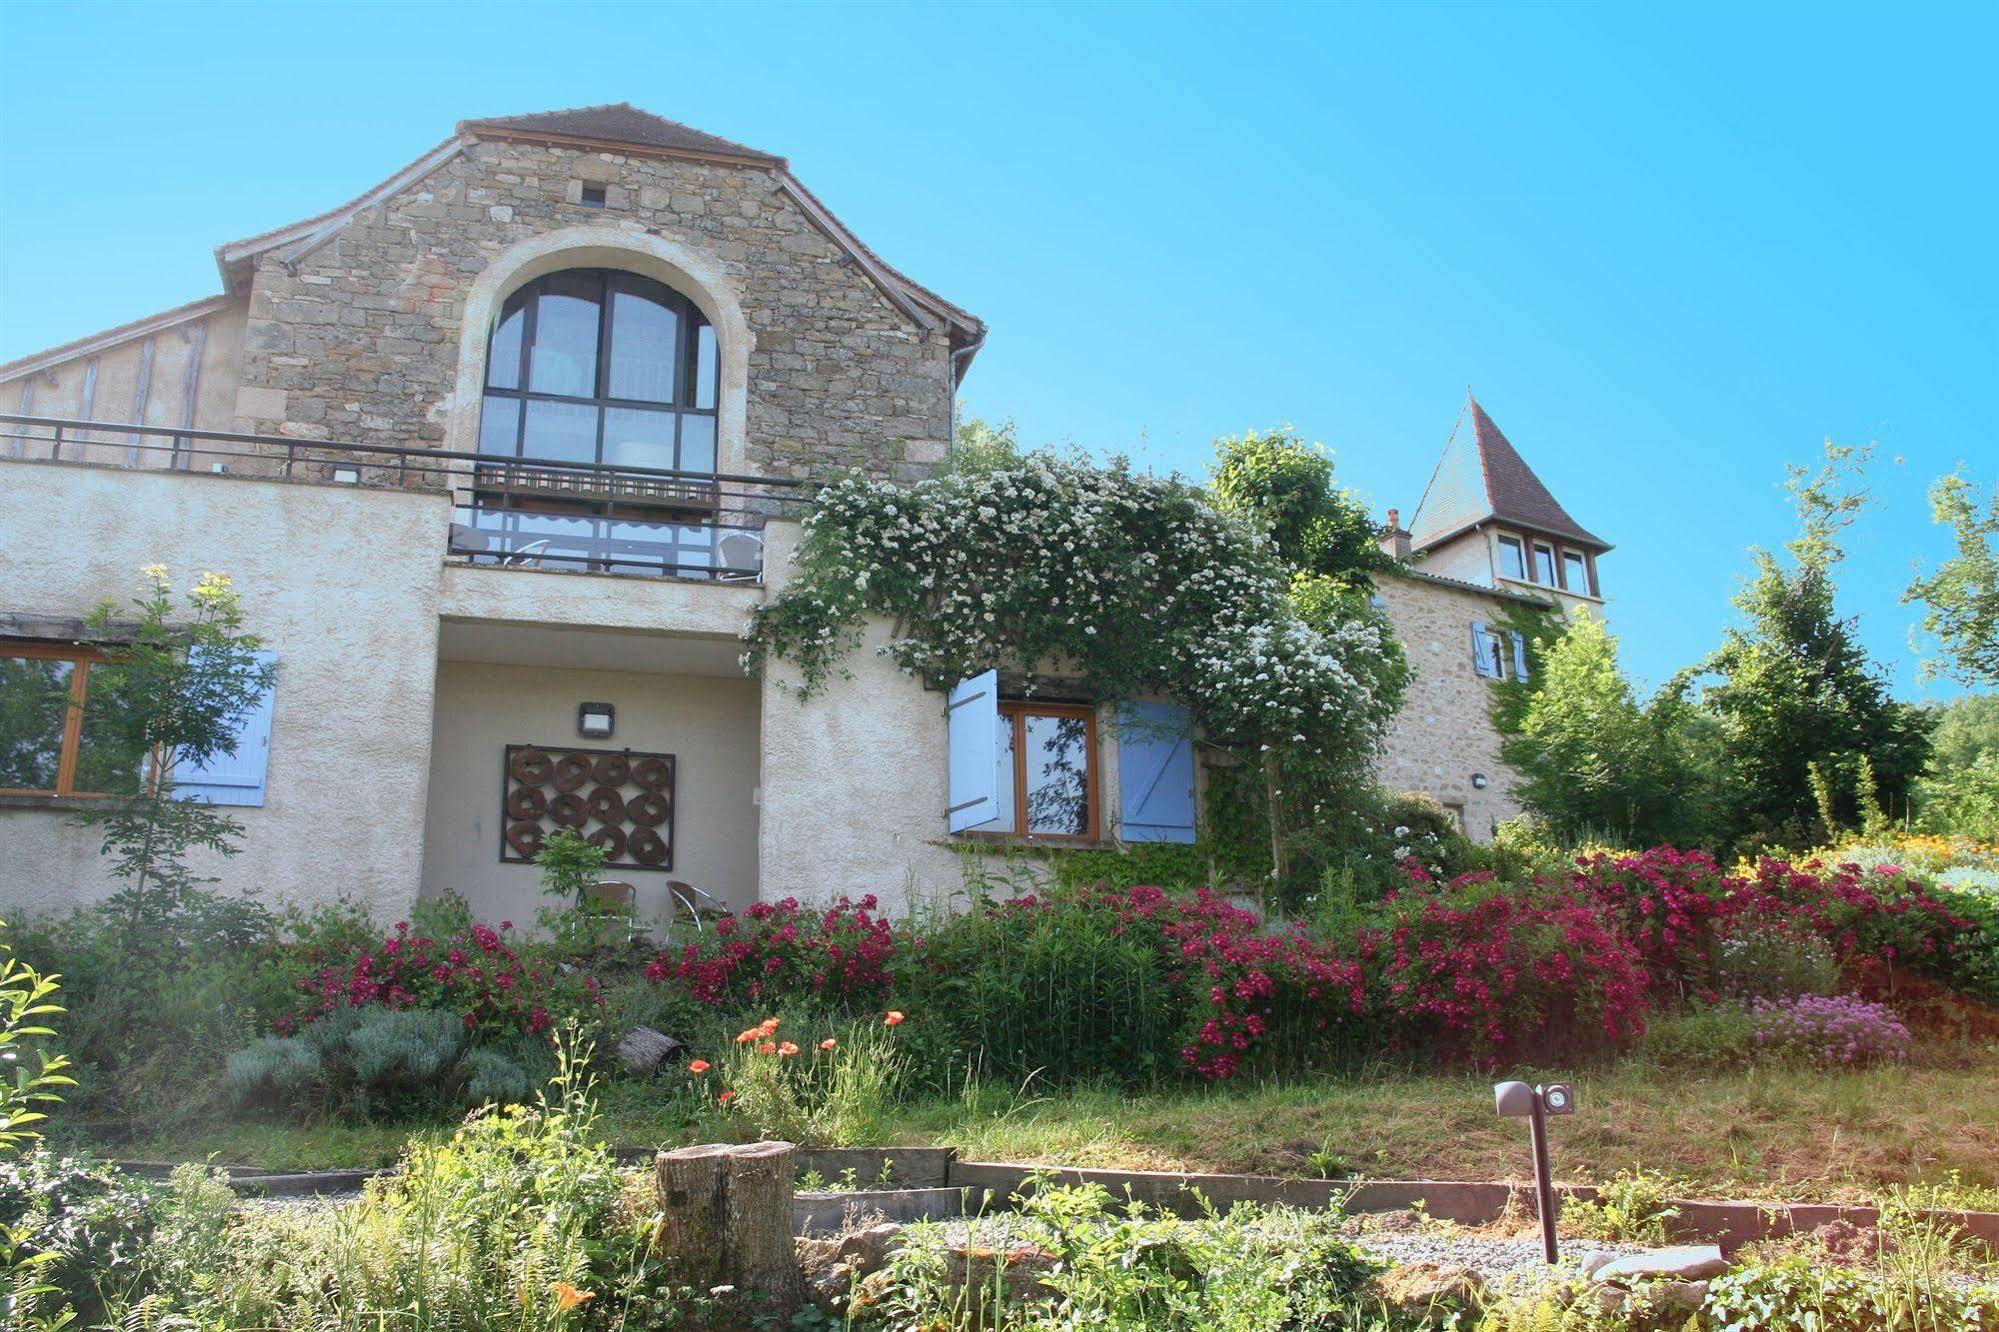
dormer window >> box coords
[1531,542,1557,585]
[1562,548,1594,596]
[1497,534,1527,581]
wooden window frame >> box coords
[0,641,119,799]
[997,700,1100,842]
[1558,547,1596,596]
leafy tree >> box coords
[949,413,1027,475]
[1209,427,1391,588]
[1914,752,1999,840]
[1927,692,1999,772]
[70,566,275,942]
[1703,444,1932,849]
[1497,609,1720,847]
[1905,470,1999,687]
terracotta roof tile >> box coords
[458,103,783,164]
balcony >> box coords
[1,414,805,582]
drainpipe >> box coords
[947,328,988,462]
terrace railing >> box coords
[0,414,811,583]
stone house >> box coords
[0,106,1603,923]
[1371,398,1611,837]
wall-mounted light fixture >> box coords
[1471,772,1489,790]
[578,702,615,739]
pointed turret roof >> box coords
[1408,397,1608,552]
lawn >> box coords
[77,1047,1999,1207]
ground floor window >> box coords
[0,642,143,797]
[990,700,1099,839]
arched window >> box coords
[479,269,719,475]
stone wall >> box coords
[1371,570,1523,839]
[234,138,956,483]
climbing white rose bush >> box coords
[744,455,1406,776]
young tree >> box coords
[70,566,275,940]
[1703,444,1932,848]
[1905,469,1999,688]
[1498,609,1720,847]
[1209,427,1391,589]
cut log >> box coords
[617,1025,685,1077]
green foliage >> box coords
[0,925,72,1158]
[1561,1168,1683,1244]
[949,413,1028,475]
[1711,924,1840,1000]
[708,1015,908,1145]
[1636,1002,1764,1071]
[1916,750,1999,840]
[1498,608,1721,848]
[1207,426,1389,587]
[1928,693,1999,771]
[68,566,277,940]
[1906,469,1999,688]
[1049,840,1210,892]
[535,827,609,905]
[226,1005,532,1121]
[867,1181,1384,1330]
[1704,1252,1998,1330]
[1704,443,1934,850]
[0,1150,162,1321]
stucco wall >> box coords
[0,459,451,918]
[1411,529,1497,586]
[1371,569,1523,839]
[419,661,760,925]
[234,139,956,484]
[1,300,247,459]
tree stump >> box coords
[655,1141,803,1315]
[725,1141,804,1312]
[656,1143,734,1290]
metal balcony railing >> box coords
[0,414,811,582]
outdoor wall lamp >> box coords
[1495,1080,1576,1263]
[1471,772,1490,789]
[578,702,615,739]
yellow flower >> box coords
[551,1281,596,1311]
[141,563,169,585]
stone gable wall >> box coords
[1371,571,1523,839]
[234,139,956,483]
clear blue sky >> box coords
[2,2,1991,702]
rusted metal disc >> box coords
[586,824,628,860]
[592,753,631,786]
[550,792,589,828]
[628,790,670,827]
[588,785,626,824]
[505,821,545,859]
[628,826,668,866]
[552,752,593,793]
[631,756,672,792]
[509,747,552,785]
[505,785,548,820]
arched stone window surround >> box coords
[446,224,752,476]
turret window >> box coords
[1497,534,1527,581]
[1562,549,1593,596]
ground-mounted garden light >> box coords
[1495,1080,1574,1263]
[1471,772,1490,789]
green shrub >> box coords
[1561,1168,1683,1245]
[0,1150,158,1321]
[1704,1253,1999,1330]
[869,1181,1384,1329]
[225,1005,531,1121]
[1636,1003,1762,1070]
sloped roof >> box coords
[1408,398,1607,552]
[458,103,784,165]
[203,107,983,367]
[0,293,235,382]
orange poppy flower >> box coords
[884,1010,906,1027]
[777,1041,800,1056]
[758,1017,781,1035]
[759,1041,777,1055]
[688,1059,711,1075]
[736,1028,758,1044]
[719,1090,736,1103]
[820,1038,838,1051]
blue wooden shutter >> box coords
[946,670,1000,832]
[176,650,277,807]
[1509,631,1530,682]
[1470,622,1498,678]
[1117,701,1196,844]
